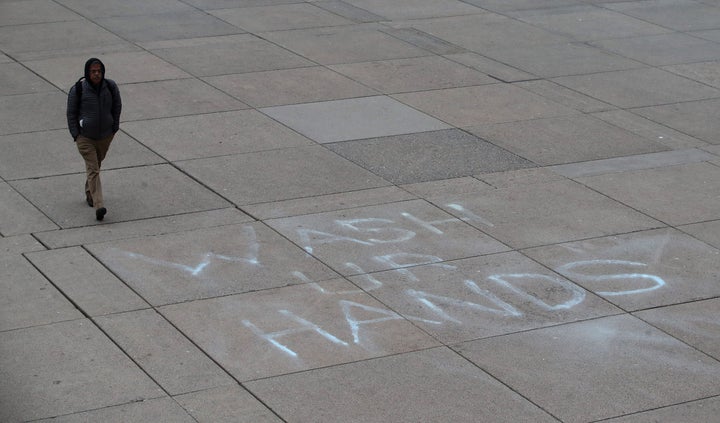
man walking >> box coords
[66,57,122,221]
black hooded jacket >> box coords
[66,58,122,141]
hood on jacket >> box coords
[84,57,105,85]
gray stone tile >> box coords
[463,0,584,12]
[0,0,82,25]
[457,315,720,423]
[265,199,510,274]
[245,347,558,423]
[592,109,708,150]
[0,91,67,135]
[631,98,720,144]
[10,164,231,228]
[680,219,720,249]
[177,145,391,205]
[577,162,720,226]
[444,52,536,82]
[378,28,467,55]
[27,247,149,317]
[244,186,416,220]
[0,182,58,236]
[550,148,716,178]
[552,67,720,108]
[663,60,720,89]
[55,0,196,18]
[515,80,615,113]
[393,84,580,128]
[0,130,164,180]
[95,309,234,394]
[482,42,645,78]
[121,79,248,121]
[524,228,720,311]
[635,298,720,360]
[348,252,620,343]
[342,0,485,20]
[175,385,283,423]
[96,11,243,42]
[160,280,441,380]
[210,3,353,31]
[0,255,81,332]
[433,179,662,249]
[146,34,313,77]
[313,0,386,22]
[261,24,430,65]
[204,66,377,108]
[325,129,534,184]
[476,168,567,188]
[33,397,195,423]
[122,110,313,161]
[329,56,495,94]
[605,0,720,32]
[0,234,45,256]
[0,62,57,95]
[183,0,300,9]
[0,319,163,422]
[467,115,668,166]
[692,28,720,43]
[590,33,720,66]
[87,222,338,305]
[601,397,720,423]
[25,51,191,89]
[510,5,672,42]
[260,96,450,143]
[36,208,251,249]
[399,176,494,199]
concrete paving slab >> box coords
[524,228,720,311]
[160,280,441,380]
[325,129,534,184]
[510,5,672,42]
[0,0,82,26]
[393,84,580,127]
[476,167,567,188]
[0,234,45,256]
[433,179,662,249]
[347,251,620,344]
[590,33,720,66]
[25,51,191,89]
[680,219,720,249]
[635,298,720,360]
[33,397,195,423]
[209,3,354,31]
[122,110,313,161]
[467,115,668,166]
[329,56,495,94]
[605,0,720,32]
[591,109,708,150]
[342,0,485,20]
[265,199,510,274]
[552,67,720,108]
[10,164,231,228]
[663,60,720,89]
[693,28,720,42]
[174,385,282,423]
[631,98,720,144]
[456,315,720,423]
[177,145,391,205]
[243,186,416,220]
[96,11,243,42]
[35,208,252,249]
[313,0,386,22]
[463,0,584,12]
[601,397,720,423]
[0,255,81,332]
[515,80,615,113]
[444,52,536,82]
[245,347,558,423]
[204,66,377,108]
[95,309,235,395]
[55,0,196,18]
[27,247,149,317]
[0,319,163,422]
[183,0,301,9]
[399,176,494,199]
[577,162,720,226]
[260,24,430,65]
[378,27,467,55]
[146,34,313,77]
[0,130,163,180]
[260,96,451,143]
[0,182,58,236]
[0,62,57,96]
[87,222,338,305]
[121,79,248,121]
[0,91,68,135]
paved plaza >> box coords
[2,0,720,421]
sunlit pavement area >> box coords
[2,0,720,421]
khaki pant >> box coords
[76,134,114,209]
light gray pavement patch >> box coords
[55,0,196,18]
[0,234,45,256]
[32,396,196,423]
[209,3,354,32]
[341,0,486,21]
[0,181,58,237]
[590,33,720,67]
[680,219,720,250]
[0,91,68,135]
[0,62,57,96]
[95,11,243,43]
[0,0,83,26]
[631,98,720,144]
[663,60,720,89]
[605,0,720,32]
[600,397,720,423]
[515,80,616,113]
[174,385,283,423]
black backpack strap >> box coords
[74,78,84,121]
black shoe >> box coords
[96,207,106,221]
[86,194,93,207]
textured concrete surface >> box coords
[2,0,720,422]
